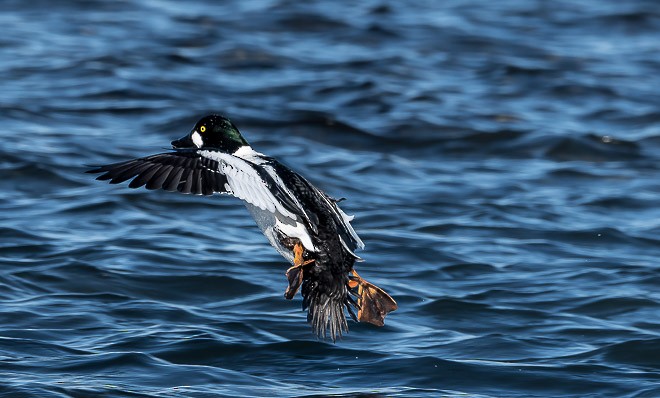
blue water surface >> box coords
[1,1,659,397]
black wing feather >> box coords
[162,166,184,191]
[87,152,228,196]
[104,163,150,184]
[129,164,160,189]
[145,165,173,190]
[201,169,214,195]
[178,167,194,194]
[191,168,203,195]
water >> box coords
[1,0,659,397]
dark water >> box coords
[1,0,659,397]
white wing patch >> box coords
[233,146,268,164]
[276,219,317,252]
[199,149,298,221]
[335,205,364,250]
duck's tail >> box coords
[299,267,398,341]
[301,270,356,342]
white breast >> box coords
[244,202,316,265]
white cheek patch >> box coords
[192,131,203,148]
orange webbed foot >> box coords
[349,269,397,326]
[284,241,314,300]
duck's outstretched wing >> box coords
[88,150,303,223]
[315,187,365,255]
[86,151,228,195]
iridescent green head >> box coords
[172,114,249,153]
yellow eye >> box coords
[200,126,206,133]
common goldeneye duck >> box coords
[87,114,397,341]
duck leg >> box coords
[348,269,397,326]
[284,241,314,300]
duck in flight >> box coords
[87,115,397,341]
